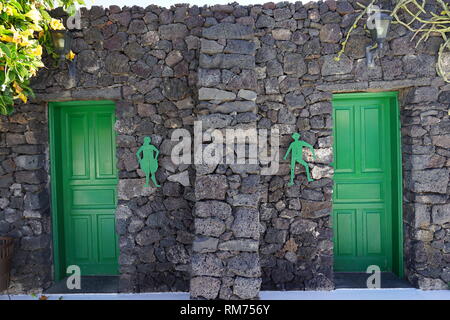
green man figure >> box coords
[136,136,160,187]
[283,132,316,185]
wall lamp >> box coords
[50,29,73,62]
[366,12,392,68]
[50,29,76,78]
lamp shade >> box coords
[50,30,66,55]
[50,30,72,56]
[375,13,392,41]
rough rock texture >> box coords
[0,0,449,296]
[2,4,198,294]
[191,20,261,300]
[104,5,197,293]
[0,103,51,293]
[254,1,335,291]
[249,0,449,292]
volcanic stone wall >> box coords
[88,6,199,293]
[253,2,335,290]
[0,103,52,293]
[0,0,449,295]
[250,0,450,290]
[191,21,261,299]
[402,86,450,290]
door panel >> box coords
[333,95,395,272]
[361,106,382,172]
[71,187,116,207]
[364,210,382,254]
[334,107,355,173]
[98,215,118,261]
[57,102,118,275]
[335,209,356,256]
[94,112,116,178]
[71,216,91,261]
[335,182,382,201]
[67,113,90,179]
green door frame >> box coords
[48,100,118,281]
[332,91,404,278]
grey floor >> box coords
[334,272,414,289]
[44,276,119,294]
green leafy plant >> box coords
[0,0,83,115]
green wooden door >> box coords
[332,93,401,273]
[52,101,119,276]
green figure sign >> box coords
[136,136,160,187]
[283,133,316,185]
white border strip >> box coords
[1,289,449,300]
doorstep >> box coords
[334,272,414,289]
[44,276,119,294]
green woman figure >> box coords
[136,136,160,187]
[283,132,316,185]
